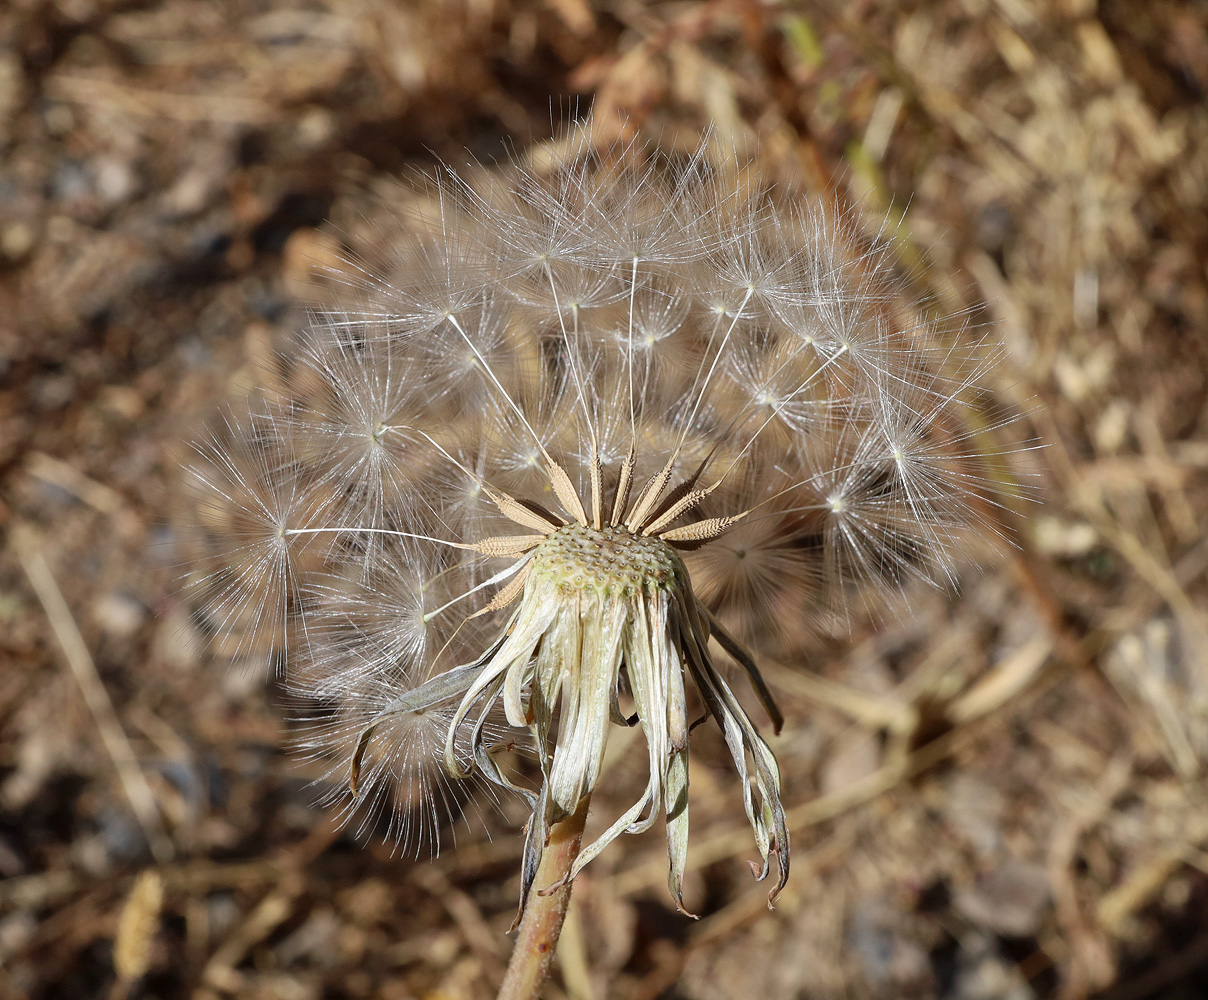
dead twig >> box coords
[12,524,173,863]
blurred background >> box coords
[1,1,1207,998]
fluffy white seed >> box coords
[185,125,1021,879]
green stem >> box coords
[496,797,591,1000]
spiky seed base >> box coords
[531,524,682,599]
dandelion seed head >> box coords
[185,122,1026,910]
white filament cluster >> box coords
[185,126,1015,899]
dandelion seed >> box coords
[186,123,1025,969]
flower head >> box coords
[186,126,1014,916]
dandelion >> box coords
[185,125,1019,999]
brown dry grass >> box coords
[1,2,1206,998]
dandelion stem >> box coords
[496,796,591,1000]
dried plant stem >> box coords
[13,524,173,864]
[497,797,591,1000]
